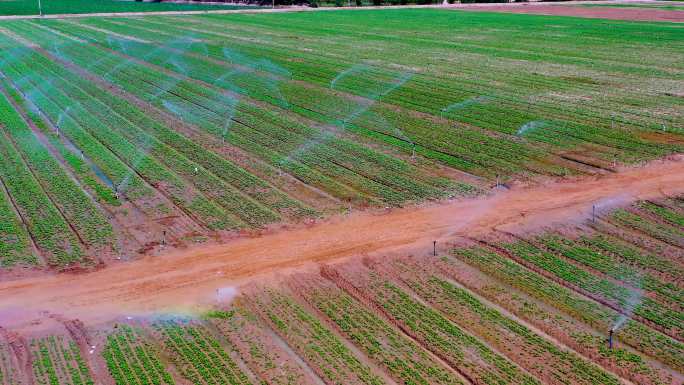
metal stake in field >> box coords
[592,204,596,223]
[433,240,437,256]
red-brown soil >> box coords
[0,157,682,332]
[457,2,684,23]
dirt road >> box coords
[460,2,684,23]
[0,157,682,331]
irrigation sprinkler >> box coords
[37,0,42,17]
[608,329,614,349]
[433,241,437,256]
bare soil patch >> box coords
[457,3,684,22]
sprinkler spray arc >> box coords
[281,64,415,169]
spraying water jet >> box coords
[516,120,548,138]
[441,95,491,117]
[282,64,414,167]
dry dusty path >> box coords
[460,2,684,23]
[0,157,683,331]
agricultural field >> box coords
[0,197,681,385]
[0,5,682,385]
[0,8,681,268]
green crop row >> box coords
[501,241,683,337]
[0,90,82,265]
[64,342,93,385]
[395,262,620,385]
[0,164,34,266]
[30,336,94,385]
[31,339,58,385]
[248,288,386,385]
[0,36,167,219]
[426,254,673,385]
[73,17,560,179]
[295,278,464,385]
[539,234,682,308]
[0,78,115,253]
[451,247,684,372]
[0,343,21,385]
[27,24,389,206]
[3,69,121,207]
[134,12,681,163]
[578,233,684,284]
[35,19,476,202]
[106,55,453,202]
[0,38,237,231]
[59,66,316,219]
[22,51,274,228]
[610,209,684,248]
[137,15,660,159]
[154,322,252,385]
[103,325,175,385]
[208,304,316,385]
[329,267,541,385]
[638,201,684,227]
